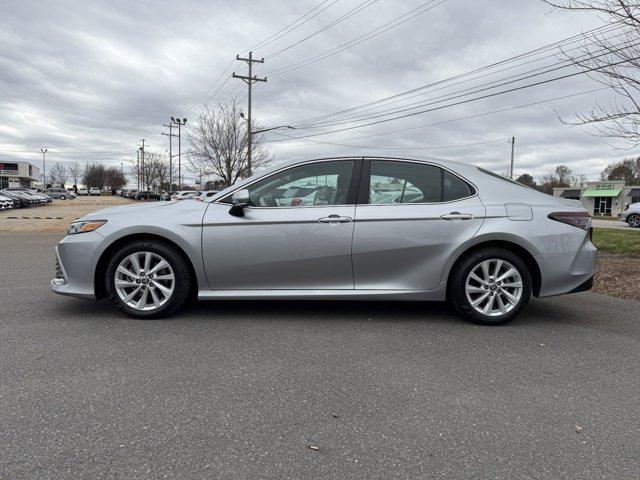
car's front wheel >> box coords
[59,194,66,200]
[450,248,532,325]
[627,213,640,228]
[105,241,192,318]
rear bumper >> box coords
[568,275,594,294]
[535,234,597,298]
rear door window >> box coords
[367,160,474,204]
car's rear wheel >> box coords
[628,214,640,228]
[105,241,191,319]
[450,248,532,325]
[59,194,66,200]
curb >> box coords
[7,216,65,220]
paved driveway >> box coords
[592,218,637,230]
[1,232,639,479]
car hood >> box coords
[77,199,191,220]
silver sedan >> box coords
[51,156,597,325]
[621,202,640,228]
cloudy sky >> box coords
[0,0,636,184]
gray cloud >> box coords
[0,0,635,183]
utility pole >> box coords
[136,149,140,189]
[170,117,187,188]
[139,139,146,190]
[40,148,47,189]
[162,121,178,190]
[509,137,516,179]
[232,51,266,177]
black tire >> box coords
[450,247,532,325]
[105,240,192,319]
[627,214,640,228]
[59,195,66,200]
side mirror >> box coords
[229,189,250,217]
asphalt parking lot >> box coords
[1,232,639,479]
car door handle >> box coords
[441,212,474,220]
[318,215,352,223]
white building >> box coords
[0,160,40,189]
[553,180,640,216]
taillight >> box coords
[291,198,302,206]
[548,211,591,231]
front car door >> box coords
[352,159,486,292]
[202,159,360,290]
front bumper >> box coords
[50,232,104,299]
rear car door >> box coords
[202,159,360,290]
[352,159,486,291]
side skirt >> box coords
[197,285,447,301]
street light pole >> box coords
[162,121,178,190]
[170,117,187,188]
[40,148,47,189]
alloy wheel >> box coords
[465,259,523,317]
[629,214,640,228]
[114,251,175,311]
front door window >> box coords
[241,160,355,207]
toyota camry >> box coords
[51,156,597,325]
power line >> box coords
[182,58,236,117]
[179,1,344,119]
[328,88,607,142]
[263,0,378,59]
[290,37,638,131]
[265,0,450,77]
[245,0,341,53]
[291,23,618,126]
[268,55,638,141]
[266,87,607,145]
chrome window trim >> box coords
[211,157,478,208]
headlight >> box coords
[67,220,107,235]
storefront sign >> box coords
[0,162,19,175]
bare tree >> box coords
[600,156,640,182]
[545,1,640,145]
[51,162,68,186]
[129,152,172,191]
[104,167,126,191]
[187,99,271,186]
[68,161,81,186]
[84,164,106,188]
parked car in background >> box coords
[274,186,317,206]
[0,194,14,209]
[52,156,597,324]
[194,190,220,201]
[133,191,160,201]
[125,189,139,198]
[44,187,75,200]
[159,191,176,201]
[89,187,101,196]
[621,202,640,228]
[2,187,49,204]
[78,187,88,196]
[0,189,39,207]
[29,191,53,204]
[171,191,197,201]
